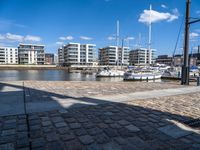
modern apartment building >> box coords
[129,48,156,65]
[62,43,96,66]
[18,44,45,65]
[0,47,18,64]
[99,46,129,65]
[45,53,54,65]
[58,47,64,66]
[156,55,173,66]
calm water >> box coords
[0,70,124,82]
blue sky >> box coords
[0,0,200,56]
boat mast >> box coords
[148,4,152,65]
[116,20,120,66]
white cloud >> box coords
[56,41,64,45]
[139,9,179,24]
[126,37,135,40]
[5,33,24,42]
[196,10,200,15]
[0,33,42,42]
[59,36,74,41]
[24,35,41,42]
[107,36,115,40]
[190,32,199,39]
[161,4,167,9]
[80,36,92,40]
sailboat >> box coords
[123,5,162,81]
[96,20,125,77]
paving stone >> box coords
[57,127,69,134]
[30,125,41,131]
[65,139,83,150]
[69,123,81,129]
[87,127,102,136]
[79,135,94,145]
[127,136,150,150]
[83,122,95,129]
[94,133,110,144]
[0,143,15,150]
[73,128,87,136]
[51,117,63,123]
[1,129,16,136]
[109,123,122,129]
[41,121,51,126]
[3,123,16,130]
[30,130,42,139]
[60,132,75,141]
[114,137,127,145]
[54,122,67,128]
[104,128,118,137]
[118,120,130,126]
[87,143,102,150]
[46,133,59,142]
[125,124,140,132]
[158,124,193,139]
[31,138,45,148]
[47,141,65,150]
[0,135,16,144]
[17,138,29,148]
[17,125,28,132]
[101,142,122,150]
[192,144,200,148]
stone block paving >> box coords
[24,81,182,102]
[1,91,200,150]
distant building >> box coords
[99,46,129,65]
[58,47,64,66]
[63,43,96,66]
[18,44,45,64]
[0,47,18,64]
[45,53,54,65]
[156,55,173,66]
[129,48,156,65]
[54,54,58,65]
[174,54,197,66]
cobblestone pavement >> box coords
[24,81,182,98]
[0,92,200,149]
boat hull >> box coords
[124,74,162,81]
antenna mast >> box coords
[148,4,152,65]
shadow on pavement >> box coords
[0,81,199,150]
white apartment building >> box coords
[58,47,64,66]
[62,43,96,66]
[18,44,45,65]
[129,48,156,65]
[0,47,18,64]
[99,46,129,65]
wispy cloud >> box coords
[0,33,42,42]
[80,36,93,40]
[59,36,74,41]
[107,36,115,40]
[139,8,179,24]
[126,37,135,40]
[24,35,41,42]
[196,10,200,15]
[0,19,26,30]
[104,0,111,2]
[56,41,64,45]
[161,4,167,9]
[190,32,199,39]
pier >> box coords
[0,81,200,149]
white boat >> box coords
[124,69,162,80]
[96,67,124,77]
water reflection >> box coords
[0,70,124,82]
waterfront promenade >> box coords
[0,81,200,149]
